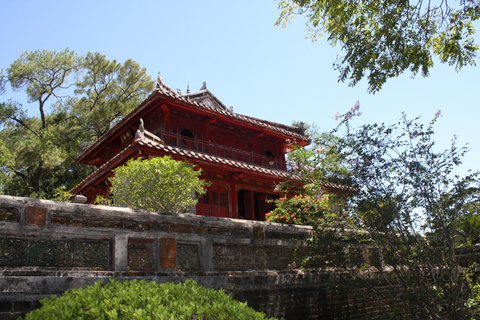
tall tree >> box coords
[269,106,480,318]
[7,49,80,129]
[332,109,479,318]
[277,0,479,92]
[1,49,81,197]
[0,49,154,199]
[73,52,154,139]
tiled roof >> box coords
[137,138,290,178]
[159,87,308,141]
[321,182,359,193]
[77,77,309,162]
[71,135,290,194]
[70,142,136,194]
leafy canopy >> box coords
[283,105,480,319]
[267,123,354,227]
[110,156,209,213]
[0,49,154,199]
[73,52,154,139]
[334,109,480,319]
[277,0,479,93]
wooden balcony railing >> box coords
[159,132,289,171]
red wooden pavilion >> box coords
[71,74,309,221]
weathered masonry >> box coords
[0,196,390,320]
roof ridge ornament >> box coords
[135,118,145,141]
[200,82,207,90]
[155,71,165,90]
[155,71,177,95]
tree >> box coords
[7,49,81,129]
[0,49,155,199]
[266,123,360,277]
[267,122,354,226]
[73,52,155,139]
[277,0,479,93]
[331,109,480,319]
[109,157,209,213]
[269,105,480,318]
[1,49,82,198]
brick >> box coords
[25,206,48,226]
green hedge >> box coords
[20,279,277,320]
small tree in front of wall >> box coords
[109,156,208,213]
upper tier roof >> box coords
[77,73,310,163]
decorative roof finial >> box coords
[156,71,164,89]
[200,82,207,90]
[155,71,177,95]
[186,85,190,94]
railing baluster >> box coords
[157,131,291,171]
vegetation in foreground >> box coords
[20,279,277,320]
[268,105,480,319]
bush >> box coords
[109,156,209,213]
[266,194,353,229]
[20,279,277,320]
[266,194,333,225]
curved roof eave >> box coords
[77,86,310,162]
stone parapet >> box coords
[0,195,394,319]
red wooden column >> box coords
[230,174,238,219]
[205,117,216,154]
[256,193,269,221]
[244,191,255,220]
[161,104,171,133]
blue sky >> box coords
[1,0,479,176]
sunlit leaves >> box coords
[110,157,209,213]
[73,52,154,138]
[0,49,154,198]
[20,279,277,320]
[277,0,479,92]
[7,48,81,128]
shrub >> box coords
[266,194,352,229]
[109,156,209,213]
[20,279,277,320]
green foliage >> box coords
[20,279,277,320]
[110,157,209,213]
[279,104,480,318]
[7,48,81,129]
[52,186,75,202]
[465,266,480,319]
[451,201,480,245]
[267,122,355,227]
[330,108,480,319]
[266,194,346,227]
[277,0,479,93]
[73,52,154,139]
[0,49,154,199]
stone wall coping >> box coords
[0,267,364,278]
[0,195,312,235]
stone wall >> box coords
[0,195,393,319]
